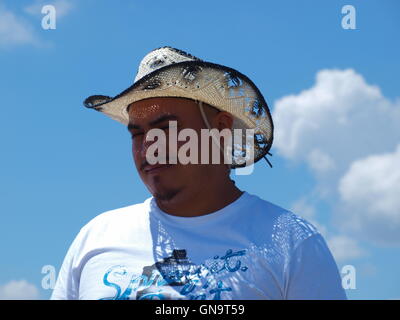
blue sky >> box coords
[0,0,399,299]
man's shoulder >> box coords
[245,192,320,245]
[80,198,151,233]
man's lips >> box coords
[143,163,173,174]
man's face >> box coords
[127,97,222,203]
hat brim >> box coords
[84,61,273,168]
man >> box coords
[51,46,346,300]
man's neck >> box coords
[155,179,243,218]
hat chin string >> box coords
[198,100,212,130]
[197,100,232,171]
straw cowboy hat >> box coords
[84,46,273,168]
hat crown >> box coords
[134,46,202,82]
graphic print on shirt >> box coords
[99,248,248,300]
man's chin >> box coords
[153,188,182,202]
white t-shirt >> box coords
[51,191,346,300]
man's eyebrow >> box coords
[127,114,179,131]
[149,114,179,126]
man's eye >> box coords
[130,132,143,139]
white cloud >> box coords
[307,149,336,174]
[338,144,400,245]
[273,69,400,179]
[0,280,40,300]
[291,197,316,220]
[24,0,74,18]
[0,4,37,47]
[327,234,365,262]
[274,69,400,246]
